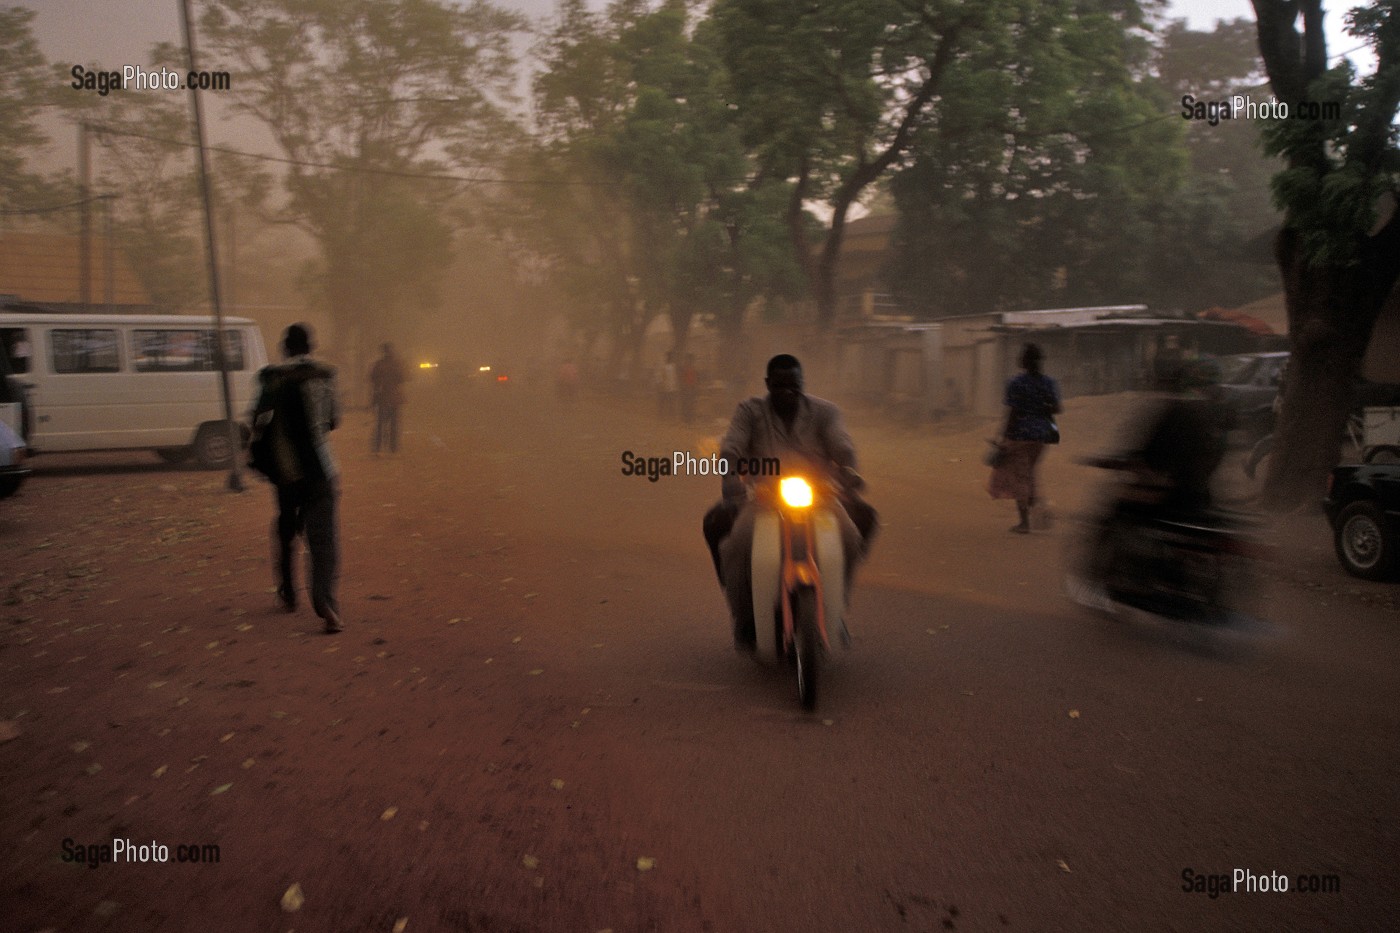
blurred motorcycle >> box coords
[1068,455,1266,625]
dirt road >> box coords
[3,384,1397,931]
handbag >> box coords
[984,440,1009,468]
[1046,420,1061,445]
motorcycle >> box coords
[1068,455,1266,625]
[748,474,849,709]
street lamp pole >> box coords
[179,0,243,492]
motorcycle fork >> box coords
[780,510,829,652]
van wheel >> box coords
[193,423,235,468]
[156,447,192,464]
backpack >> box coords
[247,365,322,484]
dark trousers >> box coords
[274,479,339,619]
[373,403,400,453]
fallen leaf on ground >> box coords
[1068,710,1081,719]
[0,721,21,742]
[522,855,539,869]
[550,779,565,790]
[393,920,408,933]
[220,733,235,743]
[152,765,167,778]
[528,669,544,676]
[70,740,90,753]
[242,758,256,769]
[211,783,232,795]
[636,857,656,872]
[1057,859,1072,873]
[381,806,398,821]
[281,883,304,912]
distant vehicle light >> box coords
[418,362,438,370]
[496,374,509,383]
[479,365,492,373]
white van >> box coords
[0,313,268,467]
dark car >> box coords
[1215,351,1289,444]
[1324,463,1400,580]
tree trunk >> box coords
[1263,223,1400,509]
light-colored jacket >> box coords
[719,394,857,499]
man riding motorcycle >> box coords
[702,354,877,650]
[1076,357,1241,616]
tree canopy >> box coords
[198,0,526,365]
[1252,0,1400,508]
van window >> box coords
[51,329,121,374]
[131,329,246,372]
[1,328,32,374]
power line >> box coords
[0,194,118,216]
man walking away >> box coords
[369,342,407,454]
[251,324,344,634]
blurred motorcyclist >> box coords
[702,354,877,650]
[1129,357,1235,517]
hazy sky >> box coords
[26,1,1364,77]
[22,0,1370,168]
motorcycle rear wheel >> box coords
[792,588,820,710]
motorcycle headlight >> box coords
[779,476,813,509]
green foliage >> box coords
[1256,2,1400,269]
[525,0,798,355]
[886,9,1283,316]
[887,0,1191,315]
[0,8,63,210]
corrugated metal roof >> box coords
[0,232,152,306]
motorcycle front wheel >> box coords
[792,587,820,710]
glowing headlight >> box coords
[779,476,813,508]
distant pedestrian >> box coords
[656,351,678,419]
[369,342,407,454]
[250,324,344,633]
[555,357,579,404]
[680,353,699,423]
[990,343,1061,533]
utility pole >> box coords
[180,0,243,492]
[78,121,91,313]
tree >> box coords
[887,1,1184,316]
[198,0,526,372]
[711,0,1026,327]
[889,10,1280,317]
[1252,0,1400,508]
[525,0,798,380]
[0,7,55,211]
[70,50,207,311]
